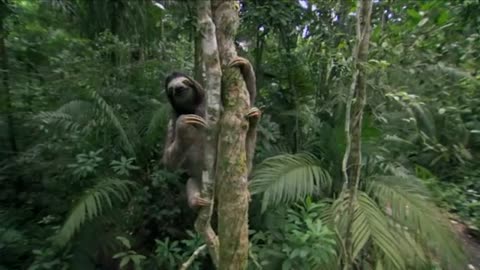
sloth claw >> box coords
[246,107,261,119]
[183,115,207,128]
[190,195,210,208]
[228,56,251,69]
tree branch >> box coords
[179,244,207,270]
[195,0,222,267]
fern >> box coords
[55,178,136,246]
[35,100,94,133]
[57,100,94,117]
[91,91,136,156]
[35,111,79,131]
[250,153,332,212]
[144,105,169,147]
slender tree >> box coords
[193,0,221,267]
[341,0,373,269]
[213,0,252,269]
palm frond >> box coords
[357,192,410,270]
[91,91,136,156]
[34,100,94,132]
[367,175,465,268]
[250,153,332,212]
[55,178,136,246]
[326,191,424,270]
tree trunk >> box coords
[194,0,222,267]
[0,4,18,155]
[341,0,373,269]
[213,1,251,269]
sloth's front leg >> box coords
[163,115,207,170]
[228,56,257,106]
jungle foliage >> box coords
[1,0,479,269]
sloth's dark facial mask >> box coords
[173,86,189,96]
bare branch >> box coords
[179,244,207,270]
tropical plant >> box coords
[251,152,465,269]
[1,0,479,269]
[249,199,336,270]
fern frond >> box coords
[250,153,332,212]
[367,175,465,268]
[91,91,136,156]
[144,106,169,146]
[35,111,80,132]
[35,100,94,133]
[57,100,94,117]
[35,111,73,123]
[55,179,136,246]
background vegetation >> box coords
[1,0,479,269]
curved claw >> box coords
[246,107,261,119]
[183,115,207,128]
[228,56,250,68]
[190,195,210,208]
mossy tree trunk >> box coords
[213,0,251,269]
[183,1,254,269]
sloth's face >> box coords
[168,77,195,106]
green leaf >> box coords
[357,192,407,270]
[418,18,429,27]
[367,175,465,268]
[250,153,332,212]
[119,257,130,269]
[407,9,421,20]
[116,236,131,249]
[91,91,136,156]
[55,179,137,246]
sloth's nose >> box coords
[175,87,187,95]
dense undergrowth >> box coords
[1,0,479,269]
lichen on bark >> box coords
[193,0,221,267]
[213,1,251,269]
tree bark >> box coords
[194,0,222,267]
[213,1,251,269]
[341,0,373,269]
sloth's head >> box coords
[165,72,204,114]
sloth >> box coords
[162,57,260,209]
